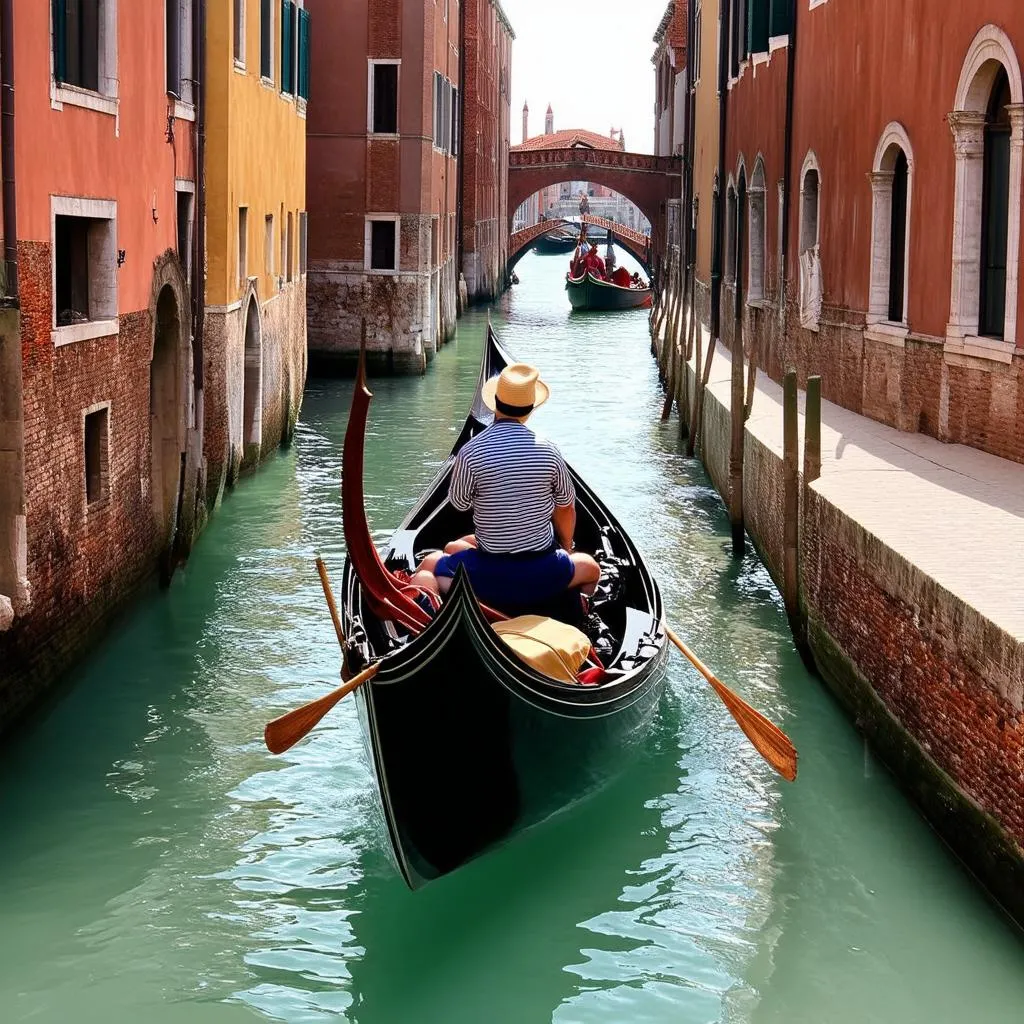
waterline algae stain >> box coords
[0,251,1021,1022]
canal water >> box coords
[1,250,1022,1023]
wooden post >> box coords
[804,374,821,484]
[728,297,745,555]
[662,251,683,419]
[782,369,799,622]
[687,307,702,456]
[680,263,696,439]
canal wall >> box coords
[656,330,1024,925]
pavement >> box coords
[694,340,1024,644]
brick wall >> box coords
[0,242,164,726]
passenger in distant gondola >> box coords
[411,364,601,609]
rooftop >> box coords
[512,128,625,153]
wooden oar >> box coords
[664,624,798,781]
[264,662,380,755]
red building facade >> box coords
[0,0,200,723]
[460,0,514,303]
[720,1,1024,464]
[305,0,460,375]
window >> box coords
[176,187,194,284]
[799,155,822,329]
[238,206,248,287]
[370,61,399,134]
[279,203,286,277]
[297,6,310,101]
[433,72,453,151]
[868,126,913,329]
[234,0,245,65]
[724,184,737,283]
[281,1,298,94]
[286,211,294,281]
[768,0,789,37]
[693,3,702,84]
[260,0,273,80]
[53,0,100,91]
[52,199,118,340]
[947,25,1022,352]
[166,0,194,104]
[451,86,460,156]
[299,211,308,274]
[265,213,275,279]
[748,159,766,303]
[368,218,398,272]
[84,406,109,506]
[980,68,1010,338]
[747,0,769,55]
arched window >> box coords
[799,152,822,330]
[724,180,737,284]
[748,158,766,303]
[948,25,1022,351]
[868,123,914,328]
[736,167,747,309]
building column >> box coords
[1004,104,1023,346]
[867,170,895,323]
[946,110,986,340]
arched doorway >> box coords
[242,295,262,465]
[151,285,183,553]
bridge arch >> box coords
[508,215,653,277]
[508,147,681,254]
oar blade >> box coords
[709,677,798,782]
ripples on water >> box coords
[0,250,1022,1024]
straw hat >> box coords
[481,363,550,419]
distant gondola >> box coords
[532,230,583,255]
[565,269,653,311]
[339,326,668,889]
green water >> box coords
[1,251,1021,1023]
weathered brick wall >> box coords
[204,279,307,506]
[671,332,1024,920]
[0,242,163,726]
[713,282,1024,466]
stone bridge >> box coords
[508,146,681,254]
[508,215,653,274]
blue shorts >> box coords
[434,546,576,608]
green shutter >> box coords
[769,0,790,38]
[748,0,770,55]
[281,1,293,93]
[298,8,310,100]
[52,0,67,83]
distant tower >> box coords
[617,128,626,150]
[522,101,529,143]
[545,103,554,135]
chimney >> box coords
[522,101,529,144]
[545,103,553,135]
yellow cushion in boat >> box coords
[492,615,591,683]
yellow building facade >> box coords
[203,0,309,502]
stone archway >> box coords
[242,293,263,468]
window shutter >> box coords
[298,8,310,100]
[281,0,293,93]
[768,0,789,39]
[167,0,181,95]
[748,0,769,54]
[52,0,67,83]
[451,87,459,156]
[260,0,272,79]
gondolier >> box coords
[413,364,600,609]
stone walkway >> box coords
[694,340,1024,644]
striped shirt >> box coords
[449,420,575,554]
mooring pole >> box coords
[803,374,821,485]
[782,369,799,623]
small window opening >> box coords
[265,213,275,279]
[55,215,90,325]
[370,220,397,271]
[238,206,248,286]
[372,63,398,134]
[286,211,294,281]
[84,406,109,506]
[176,190,193,285]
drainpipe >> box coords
[193,0,206,391]
[779,0,798,315]
[1,0,18,300]
[709,0,730,347]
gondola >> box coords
[338,326,668,889]
[565,269,653,311]
[532,229,581,255]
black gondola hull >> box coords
[566,271,652,311]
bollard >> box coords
[804,375,821,484]
[782,369,799,622]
